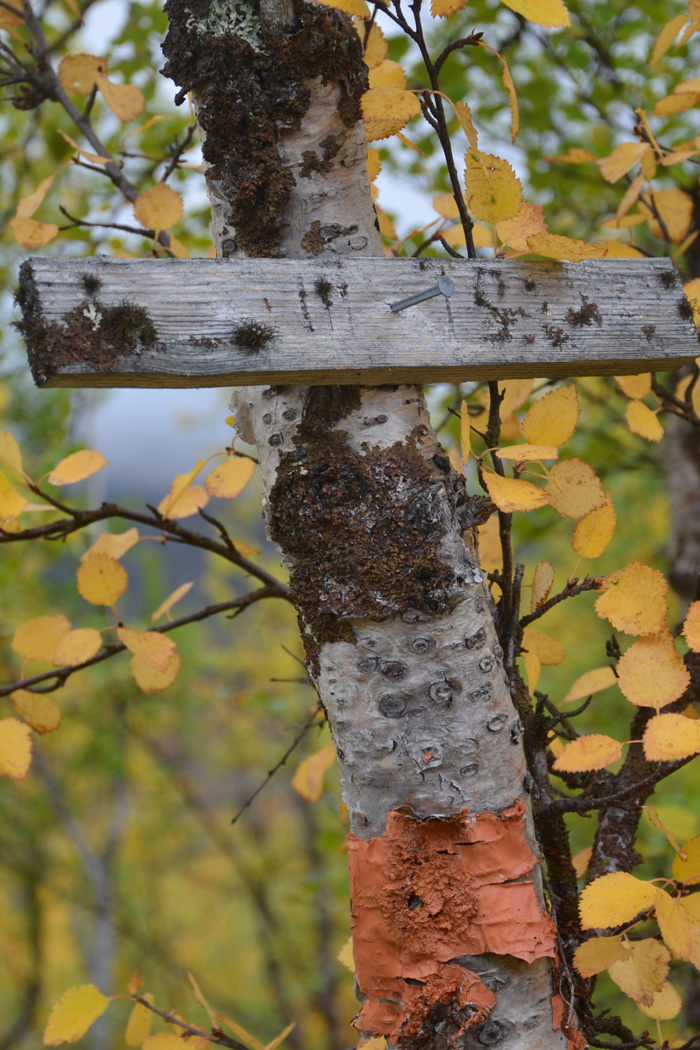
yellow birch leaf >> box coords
[43,985,111,1044]
[523,647,540,692]
[11,690,61,734]
[495,444,558,462]
[432,0,466,15]
[125,993,154,1047]
[54,628,103,667]
[608,939,670,1005]
[654,91,700,116]
[167,236,191,259]
[547,147,596,164]
[683,600,700,650]
[12,615,71,662]
[548,733,564,759]
[315,0,370,16]
[527,233,607,260]
[376,205,397,240]
[531,561,554,612]
[160,483,209,519]
[499,0,570,27]
[133,184,183,231]
[626,400,663,442]
[361,86,420,142]
[130,652,182,695]
[151,582,194,624]
[477,514,502,575]
[673,836,700,885]
[0,1,22,28]
[643,807,684,854]
[433,193,462,220]
[675,76,700,92]
[448,446,464,476]
[116,627,176,672]
[573,935,627,978]
[465,150,522,224]
[265,1021,296,1050]
[367,148,381,182]
[0,429,23,479]
[546,458,605,520]
[359,20,387,68]
[522,384,579,446]
[205,456,256,499]
[441,223,492,247]
[48,449,108,485]
[460,402,471,463]
[683,277,700,329]
[598,241,644,258]
[499,378,535,420]
[56,129,111,165]
[188,972,215,1021]
[218,1017,266,1050]
[595,562,668,636]
[96,73,144,121]
[680,894,700,927]
[616,635,690,710]
[598,143,650,184]
[483,472,548,513]
[572,846,592,878]
[291,741,337,802]
[615,373,652,399]
[10,216,59,248]
[454,101,478,149]
[16,174,55,219]
[553,734,623,773]
[496,202,547,252]
[82,528,139,562]
[58,54,105,95]
[650,13,690,66]
[579,872,657,930]
[562,666,617,705]
[640,188,694,244]
[636,981,682,1020]
[603,211,646,229]
[337,936,355,972]
[233,539,260,557]
[126,970,145,997]
[158,460,207,518]
[368,59,406,90]
[572,491,616,559]
[522,625,565,665]
[0,718,33,778]
[656,889,692,959]
[77,552,128,607]
[0,473,25,521]
[143,1036,190,1050]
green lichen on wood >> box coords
[161,0,368,257]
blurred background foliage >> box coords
[2,0,700,1045]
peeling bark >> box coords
[162,2,579,1045]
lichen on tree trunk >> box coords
[162,2,579,1046]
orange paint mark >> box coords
[348,803,557,1044]
[552,993,586,1050]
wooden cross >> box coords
[17,255,699,389]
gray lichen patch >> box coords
[161,0,368,257]
[15,263,160,385]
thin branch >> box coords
[133,996,248,1050]
[543,755,698,817]
[520,577,601,627]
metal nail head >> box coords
[389,276,455,313]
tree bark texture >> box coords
[162,3,580,1047]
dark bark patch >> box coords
[161,0,367,257]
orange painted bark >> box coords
[348,802,557,1043]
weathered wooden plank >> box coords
[17,256,699,388]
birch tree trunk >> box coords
[162,3,580,1047]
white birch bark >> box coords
[162,2,577,1046]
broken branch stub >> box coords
[16,257,698,389]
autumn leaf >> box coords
[431,0,467,15]
[54,628,103,667]
[130,652,182,695]
[151,582,194,624]
[498,0,570,28]
[561,666,617,705]
[315,0,370,17]
[77,552,128,607]
[598,143,650,184]
[683,601,700,651]
[58,53,106,95]
[142,1035,189,1050]
[546,458,605,520]
[125,994,154,1047]
[643,713,700,761]
[205,456,256,499]
[573,935,627,978]
[360,86,421,142]
[483,472,548,513]
[571,492,616,559]
[496,202,547,253]
[337,937,354,972]
[12,614,71,662]
[48,449,108,485]
[133,184,184,231]
[454,101,478,149]
[625,401,663,442]
[522,384,579,446]
[10,216,59,248]
[673,835,700,885]
[553,734,623,773]
[465,150,522,224]
[527,233,607,260]
[82,528,139,562]
[636,981,682,1020]
[0,429,23,480]
[655,889,693,960]
[616,635,690,710]
[433,193,462,220]
[97,74,144,121]
[367,148,381,182]
[640,188,694,244]
[159,483,209,520]
[594,562,668,636]
[531,560,554,612]
[116,627,176,672]
[579,872,656,929]
[369,60,407,90]
[650,13,691,66]
[11,690,62,734]
[614,373,652,399]
[358,20,387,68]
[0,718,33,779]
[495,444,558,462]
[158,460,208,518]
[522,625,565,665]
[43,985,111,1044]
[291,740,337,802]
[608,938,670,1006]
